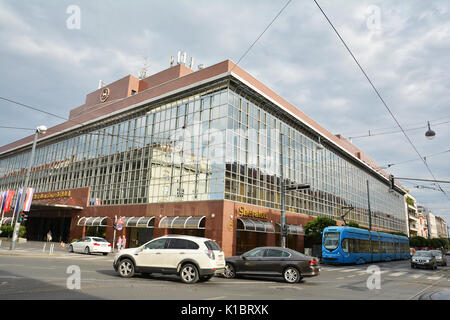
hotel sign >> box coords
[238,206,267,219]
[34,190,71,200]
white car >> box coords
[113,235,225,284]
[69,237,112,255]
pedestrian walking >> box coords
[46,230,52,242]
[117,236,123,251]
[122,235,127,249]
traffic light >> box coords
[18,212,28,223]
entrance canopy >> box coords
[159,216,206,229]
[77,216,108,227]
[276,223,305,235]
[237,218,275,233]
[121,216,155,228]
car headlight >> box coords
[425,260,429,263]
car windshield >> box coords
[414,251,431,257]
[431,251,441,256]
[323,232,340,251]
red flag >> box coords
[4,190,15,213]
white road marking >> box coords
[388,272,407,277]
[204,296,227,300]
[338,268,359,272]
[427,276,443,281]
[410,274,423,279]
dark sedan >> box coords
[223,247,320,283]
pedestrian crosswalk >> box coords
[320,265,449,282]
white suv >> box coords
[113,235,225,284]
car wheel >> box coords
[283,267,300,284]
[84,246,90,255]
[102,253,108,256]
[180,264,199,284]
[223,263,236,279]
[118,259,135,278]
[69,245,73,253]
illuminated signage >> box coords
[238,206,267,219]
[34,190,71,200]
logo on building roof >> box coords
[100,87,110,102]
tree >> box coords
[304,217,337,242]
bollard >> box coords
[49,243,54,255]
[0,240,2,247]
[43,243,47,252]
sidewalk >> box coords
[0,239,69,257]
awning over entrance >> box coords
[158,216,206,229]
[237,218,275,233]
[121,216,155,228]
[276,223,305,235]
[0,217,12,225]
[77,216,108,227]
[31,203,84,210]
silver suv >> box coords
[113,235,225,284]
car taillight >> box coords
[93,243,100,246]
[310,259,318,266]
[108,244,111,247]
[205,250,215,260]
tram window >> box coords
[341,239,349,253]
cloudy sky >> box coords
[0,0,449,226]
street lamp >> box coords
[425,121,435,140]
[10,125,47,250]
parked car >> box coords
[411,251,437,270]
[223,247,320,284]
[113,235,225,284]
[69,237,112,255]
[430,250,447,266]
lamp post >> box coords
[425,121,435,140]
[10,125,46,250]
[279,132,310,247]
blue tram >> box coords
[321,226,410,264]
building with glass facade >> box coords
[0,60,407,255]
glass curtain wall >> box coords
[224,86,406,234]
[0,81,406,233]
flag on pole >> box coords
[0,191,6,212]
[13,189,23,214]
[23,188,35,212]
[4,190,15,213]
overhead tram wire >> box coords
[312,0,449,200]
[0,95,148,148]
[347,120,450,140]
[379,148,450,169]
[230,0,292,72]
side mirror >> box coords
[241,255,247,260]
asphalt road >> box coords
[0,251,448,300]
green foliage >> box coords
[304,217,337,241]
[0,225,26,238]
[347,222,360,228]
[406,197,415,206]
[409,236,449,249]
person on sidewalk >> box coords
[117,236,123,251]
[121,235,127,249]
[46,230,52,242]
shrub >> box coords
[0,225,26,238]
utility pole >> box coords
[10,126,46,250]
[367,180,373,263]
[280,132,286,248]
